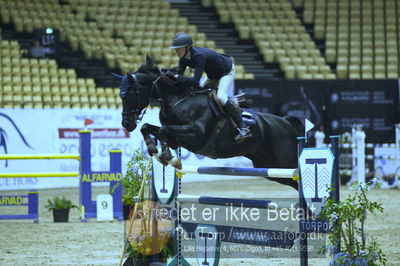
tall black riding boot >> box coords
[224,101,252,143]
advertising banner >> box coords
[235,80,279,114]
[326,80,399,143]
[235,80,399,144]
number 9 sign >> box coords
[96,194,113,221]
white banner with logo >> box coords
[0,108,250,190]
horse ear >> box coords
[111,72,124,80]
[146,54,154,65]
[127,73,134,82]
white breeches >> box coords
[217,63,236,105]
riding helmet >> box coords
[169,33,193,49]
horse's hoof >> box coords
[148,146,158,156]
[154,155,168,166]
[170,158,182,170]
[160,150,173,162]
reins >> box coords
[156,71,212,112]
[170,88,212,111]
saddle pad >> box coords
[241,108,257,126]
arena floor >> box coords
[0,178,399,265]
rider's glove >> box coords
[165,71,177,80]
[199,77,209,88]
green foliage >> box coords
[44,196,78,211]
[117,149,150,206]
[159,230,175,260]
[320,181,387,265]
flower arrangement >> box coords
[125,200,175,263]
[127,228,175,260]
[320,180,387,265]
[117,149,175,264]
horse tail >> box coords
[284,116,304,137]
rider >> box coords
[168,32,252,143]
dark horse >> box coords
[114,56,304,190]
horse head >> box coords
[113,55,160,131]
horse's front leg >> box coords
[140,123,179,167]
[140,123,161,156]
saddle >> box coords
[196,90,257,158]
[208,90,256,126]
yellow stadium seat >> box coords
[336,65,348,79]
[350,56,361,65]
[22,84,32,94]
[375,56,386,65]
[283,65,295,79]
[361,69,373,79]
[279,57,290,68]
[295,65,307,78]
[362,56,373,65]
[387,72,398,79]
[299,73,313,79]
[2,75,12,85]
[325,73,336,79]
[313,73,325,80]
[326,48,336,63]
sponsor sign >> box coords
[299,148,335,215]
[152,157,175,205]
[195,224,220,266]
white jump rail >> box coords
[178,166,298,179]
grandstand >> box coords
[0,0,399,109]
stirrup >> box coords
[235,127,252,143]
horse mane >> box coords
[137,58,190,96]
[137,62,159,76]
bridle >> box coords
[121,73,148,124]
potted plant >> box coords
[120,149,150,220]
[320,180,387,265]
[45,196,78,222]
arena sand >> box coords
[0,179,399,266]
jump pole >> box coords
[0,191,39,223]
[179,166,298,179]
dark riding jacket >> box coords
[176,47,232,86]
